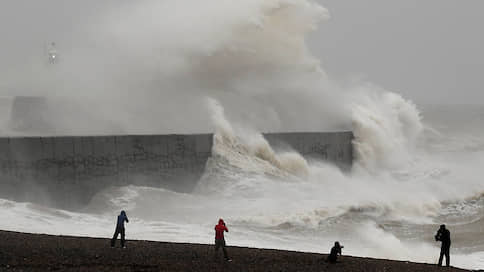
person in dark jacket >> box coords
[327,241,344,263]
[111,210,129,248]
[435,224,451,267]
[214,218,231,261]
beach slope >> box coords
[0,230,470,272]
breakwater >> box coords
[0,132,353,209]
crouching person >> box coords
[214,218,231,261]
[111,210,129,248]
[327,241,344,263]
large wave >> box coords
[98,0,426,177]
[1,0,484,269]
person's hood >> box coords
[120,210,126,216]
[218,218,224,225]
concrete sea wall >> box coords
[0,132,353,209]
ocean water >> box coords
[1,103,483,269]
[0,0,483,269]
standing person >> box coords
[435,224,451,267]
[111,210,129,248]
[327,241,344,263]
[214,218,231,261]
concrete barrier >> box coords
[0,132,352,209]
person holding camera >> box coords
[435,224,451,267]
[214,218,231,261]
[111,210,129,248]
[327,241,344,263]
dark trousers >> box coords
[215,239,229,259]
[111,227,126,247]
[327,254,338,263]
[438,245,450,267]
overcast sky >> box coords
[1,1,483,105]
[311,0,484,105]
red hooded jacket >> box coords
[215,219,229,240]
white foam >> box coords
[0,0,483,269]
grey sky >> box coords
[311,0,484,105]
[1,1,483,105]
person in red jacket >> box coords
[214,218,231,261]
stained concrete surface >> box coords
[0,132,352,210]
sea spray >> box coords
[199,97,309,195]
[350,87,423,172]
[0,0,483,269]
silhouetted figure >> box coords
[214,218,231,261]
[327,241,344,263]
[435,224,451,267]
[111,210,129,248]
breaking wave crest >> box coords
[1,0,484,269]
[351,89,423,172]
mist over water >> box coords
[1,0,484,269]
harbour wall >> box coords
[0,132,353,210]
